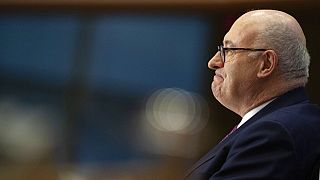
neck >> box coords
[235,78,303,117]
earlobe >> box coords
[257,50,277,78]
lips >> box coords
[213,71,224,83]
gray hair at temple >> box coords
[254,21,310,85]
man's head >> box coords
[208,9,310,116]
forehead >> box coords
[223,18,259,47]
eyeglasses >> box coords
[217,45,268,63]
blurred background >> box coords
[0,0,319,179]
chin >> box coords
[212,88,222,100]
[212,86,229,106]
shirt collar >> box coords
[237,98,276,129]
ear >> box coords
[257,50,278,78]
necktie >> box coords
[220,124,238,143]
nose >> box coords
[208,52,224,70]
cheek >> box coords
[229,66,257,91]
[223,67,245,93]
[223,76,238,97]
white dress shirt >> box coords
[237,99,275,129]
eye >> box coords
[225,50,234,56]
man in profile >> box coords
[186,9,320,180]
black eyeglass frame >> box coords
[217,45,269,63]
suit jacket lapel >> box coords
[185,125,240,177]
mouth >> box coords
[213,72,224,83]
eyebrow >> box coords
[223,40,236,47]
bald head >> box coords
[237,10,306,45]
[229,9,310,87]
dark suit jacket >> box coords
[185,87,320,180]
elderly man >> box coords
[185,10,320,179]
